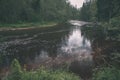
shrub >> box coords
[3,59,80,80]
[4,59,23,80]
[93,67,120,80]
[22,68,80,80]
[110,16,120,29]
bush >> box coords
[101,16,120,41]
[3,59,80,80]
[110,16,120,29]
[3,59,23,80]
[22,68,80,80]
[93,67,120,80]
[110,52,120,68]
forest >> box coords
[0,0,120,80]
[0,0,79,24]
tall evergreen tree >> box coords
[97,0,120,21]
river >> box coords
[0,20,119,79]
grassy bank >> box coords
[0,22,57,30]
[2,59,80,80]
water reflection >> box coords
[35,50,49,64]
[61,26,91,54]
[60,23,93,79]
[0,22,94,79]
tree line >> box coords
[79,0,120,22]
[0,0,79,23]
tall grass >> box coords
[3,59,80,80]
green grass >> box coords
[21,68,80,80]
[3,59,80,80]
[93,67,120,80]
[3,67,81,80]
[0,22,57,29]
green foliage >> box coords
[80,0,97,21]
[93,67,120,80]
[80,2,91,21]
[0,54,2,64]
[0,0,79,24]
[109,16,120,29]
[108,17,120,40]
[101,16,120,41]
[0,22,57,28]
[80,0,120,22]
[97,0,120,21]
[22,68,80,80]
[4,59,22,80]
[3,59,80,80]
[0,54,4,67]
[110,52,120,68]
[0,0,27,23]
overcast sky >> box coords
[68,0,84,8]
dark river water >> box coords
[0,20,119,79]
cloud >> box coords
[68,0,84,8]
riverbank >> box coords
[1,59,80,80]
[0,22,57,31]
